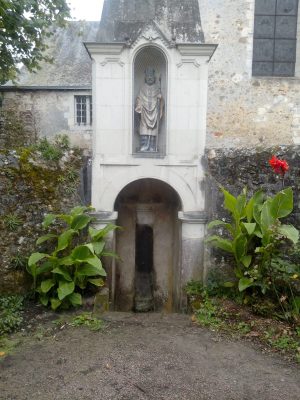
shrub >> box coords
[207,186,300,320]
[0,295,24,335]
[27,206,117,310]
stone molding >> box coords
[84,43,125,58]
[176,44,218,57]
[178,211,208,224]
[89,211,118,224]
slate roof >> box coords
[1,1,205,90]
[96,0,204,44]
[2,21,99,90]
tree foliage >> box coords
[0,0,70,84]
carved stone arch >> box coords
[96,168,197,212]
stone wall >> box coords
[200,0,300,148]
[0,148,91,294]
[1,90,92,150]
[205,146,300,271]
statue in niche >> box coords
[135,67,164,152]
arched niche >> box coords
[133,46,167,157]
[114,179,181,312]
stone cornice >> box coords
[176,44,218,60]
[84,42,125,58]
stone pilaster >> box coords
[178,211,208,311]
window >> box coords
[253,0,299,77]
[75,95,92,125]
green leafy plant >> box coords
[54,134,70,151]
[9,253,28,270]
[71,312,103,331]
[194,290,223,329]
[207,186,300,318]
[26,206,118,310]
[264,328,299,351]
[34,134,70,162]
[0,295,24,335]
[3,213,23,231]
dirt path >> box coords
[1,312,300,400]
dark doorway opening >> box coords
[134,224,154,312]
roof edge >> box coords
[0,86,92,92]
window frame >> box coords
[75,95,92,126]
[252,0,299,77]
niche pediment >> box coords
[130,22,174,49]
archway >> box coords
[114,178,181,312]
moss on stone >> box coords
[0,141,86,295]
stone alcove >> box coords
[114,178,181,312]
[133,46,167,156]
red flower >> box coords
[269,155,289,176]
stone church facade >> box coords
[1,0,300,311]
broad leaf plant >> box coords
[27,206,117,310]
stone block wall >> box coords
[1,90,92,150]
[199,0,300,148]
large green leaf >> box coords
[40,279,55,294]
[58,256,74,266]
[39,294,49,306]
[50,298,62,310]
[88,278,104,287]
[260,199,274,233]
[92,241,105,255]
[253,203,263,225]
[56,229,76,253]
[233,234,247,261]
[241,255,252,268]
[242,222,256,236]
[207,220,233,234]
[71,214,92,231]
[57,280,75,300]
[77,264,107,277]
[68,292,82,306]
[206,235,233,253]
[71,206,91,216]
[58,214,72,225]
[32,261,54,277]
[221,187,237,214]
[238,277,254,292]
[36,234,57,245]
[270,187,293,219]
[246,190,264,222]
[42,214,57,228]
[235,189,247,220]
[253,229,263,238]
[52,266,72,282]
[28,252,48,267]
[278,225,299,244]
[26,263,37,278]
[86,256,102,269]
[88,224,118,241]
[72,245,93,261]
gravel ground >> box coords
[1,312,300,400]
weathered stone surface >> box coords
[0,149,91,294]
[199,0,300,148]
[97,0,204,43]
